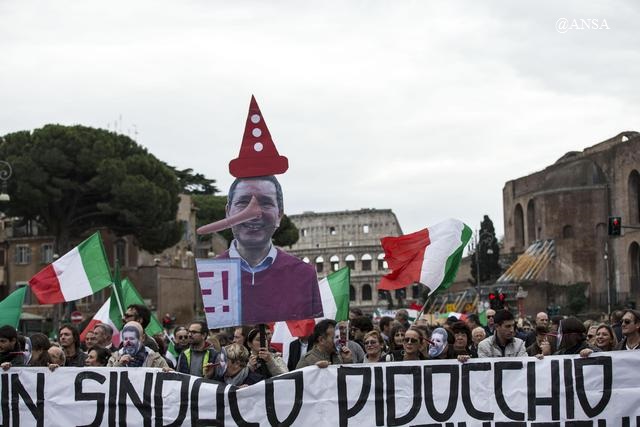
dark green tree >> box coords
[192,194,300,248]
[470,215,501,285]
[173,167,219,195]
[0,124,182,254]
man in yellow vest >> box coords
[176,321,219,377]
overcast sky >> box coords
[2,1,639,242]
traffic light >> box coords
[489,292,506,310]
[608,216,622,236]
[489,292,498,310]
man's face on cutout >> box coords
[227,179,282,250]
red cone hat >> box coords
[229,95,289,178]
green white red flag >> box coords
[377,219,472,296]
[271,267,350,352]
[28,232,112,304]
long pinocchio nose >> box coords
[196,196,262,234]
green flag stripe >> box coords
[78,232,113,293]
[327,267,350,322]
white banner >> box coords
[2,352,640,426]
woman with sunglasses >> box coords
[362,331,386,363]
[385,327,426,361]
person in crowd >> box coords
[614,309,640,350]
[84,331,97,352]
[386,326,426,362]
[477,309,527,358]
[0,325,24,370]
[484,309,496,336]
[59,324,88,367]
[415,314,430,327]
[107,321,170,369]
[48,345,66,369]
[207,343,264,387]
[350,316,374,350]
[471,327,486,353]
[28,333,51,367]
[246,328,287,378]
[337,321,365,363]
[552,317,598,356]
[388,324,407,353]
[395,309,411,330]
[413,324,431,359]
[287,336,310,371]
[349,308,364,321]
[451,321,477,358]
[123,304,159,352]
[593,324,618,352]
[362,331,386,363]
[466,313,482,331]
[296,319,353,368]
[378,316,394,345]
[527,325,553,357]
[93,323,116,353]
[586,325,598,345]
[176,321,218,377]
[173,326,189,355]
[153,332,176,368]
[214,331,231,349]
[610,310,624,342]
[232,326,253,347]
[86,346,111,367]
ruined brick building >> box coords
[501,131,640,311]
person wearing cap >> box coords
[107,321,169,369]
[219,175,322,324]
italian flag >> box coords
[377,219,472,296]
[29,232,112,304]
[271,267,350,360]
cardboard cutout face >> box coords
[122,328,141,356]
[195,97,323,327]
[226,179,282,252]
[429,328,448,358]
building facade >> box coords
[0,194,201,328]
[502,131,640,310]
[286,208,407,312]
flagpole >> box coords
[111,282,125,318]
[112,259,125,318]
[411,283,431,326]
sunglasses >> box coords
[403,337,420,344]
[587,335,595,339]
[364,340,379,346]
[623,319,636,325]
[487,315,495,319]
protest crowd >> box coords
[3,305,640,388]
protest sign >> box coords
[196,258,242,328]
[3,352,640,426]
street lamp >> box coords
[474,230,495,314]
[0,160,12,202]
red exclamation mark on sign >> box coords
[222,271,230,312]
